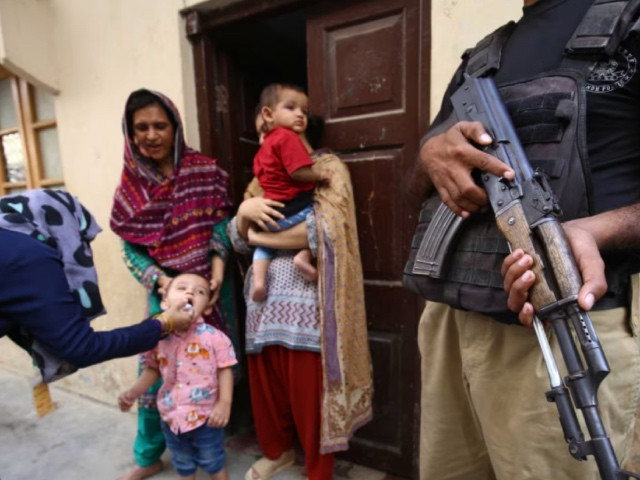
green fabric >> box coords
[122,239,158,283]
[121,239,165,316]
[133,353,164,466]
[212,218,241,359]
[133,390,165,467]
[220,259,240,369]
[122,239,166,297]
[210,218,231,261]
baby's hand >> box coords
[313,166,332,184]
[207,400,231,428]
[118,390,137,412]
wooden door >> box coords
[186,0,430,476]
[307,1,429,477]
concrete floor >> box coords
[0,368,393,480]
[4,364,640,480]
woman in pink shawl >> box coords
[110,89,237,480]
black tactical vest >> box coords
[404,0,640,323]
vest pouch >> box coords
[403,195,518,323]
[499,74,591,219]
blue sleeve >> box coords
[0,231,161,367]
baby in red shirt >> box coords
[251,84,330,302]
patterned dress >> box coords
[229,214,320,354]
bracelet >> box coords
[153,313,174,337]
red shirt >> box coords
[253,127,314,201]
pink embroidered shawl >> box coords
[110,89,231,279]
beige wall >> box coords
[0,0,202,403]
[0,0,523,403]
[430,0,521,120]
[0,0,58,92]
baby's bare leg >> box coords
[294,249,318,282]
[252,258,270,302]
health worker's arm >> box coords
[0,231,163,367]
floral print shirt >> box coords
[142,317,237,434]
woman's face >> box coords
[131,103,175,165]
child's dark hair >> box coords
[125,89,177,137]
[259,83,307,110]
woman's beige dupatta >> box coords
[313,151,373,453]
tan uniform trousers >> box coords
[419,276,640,480]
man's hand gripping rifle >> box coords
[416,74,640,480]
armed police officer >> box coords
[409,0,640,478]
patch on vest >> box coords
[586,46,637,94]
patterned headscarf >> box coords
[0,189,104,382]
[110,89,231,278]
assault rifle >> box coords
[416,74,640,480]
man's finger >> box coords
[506,270,535,313]
[563,222,607,310]
[447,182,488,214]
[518,302,535,327]
[457,121,515,180]
[501,250,532,287]
[501,249,523,278]
[575,255,606,311]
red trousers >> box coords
[248,346,335,480]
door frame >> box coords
[183,0,433,169]
[183,2,431,477]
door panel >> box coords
[363,329,403,449]
[343,149,403,278]
[307,0,428,477]
[326,13,404,117]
